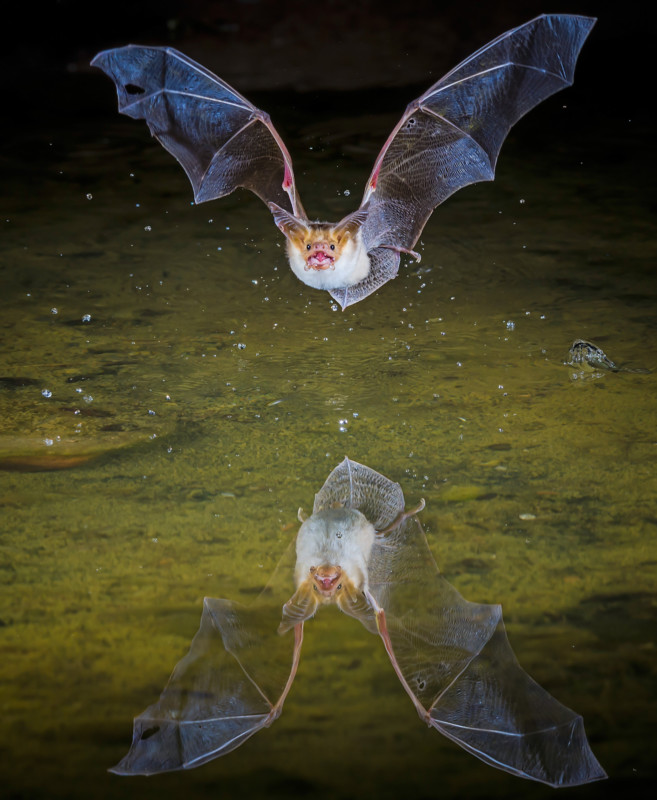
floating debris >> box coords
[567,339,651,376]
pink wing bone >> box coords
[251,108,306,220]
[264,622,304,725]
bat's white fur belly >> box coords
[286,233,371,290]
[294,507,375,590]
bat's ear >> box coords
[268,202,309,241]
[333,208,369,242]
[278,580,318,634]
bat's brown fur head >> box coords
[269,207,367,269]
[268,203,371,289]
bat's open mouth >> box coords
[313,565,342,595]
[306,253,335,271]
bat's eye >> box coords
[330,244,335,251]
[306,244,311,250]
[310,566,316,573]
[337,583,342,590]
[313,584,318,592]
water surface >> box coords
[1,83,655,799]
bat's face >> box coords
[268,204,371,290]
[284,223,371,290]
[309,563,342,597]
[287,226,350,272]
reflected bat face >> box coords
[309,564,343,597]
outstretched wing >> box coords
[363,512,606,787]
[91,45,304,217]
[359,14,596,256]
[110,546,302,775]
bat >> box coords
[91,14,596,309]
[111,458,606,787]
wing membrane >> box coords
[91,45,303,216]
[361,14,596,252]
[365,511,606,787]
[110,545,302,775]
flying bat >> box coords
[92,14,596,309]
[110,458,606,787]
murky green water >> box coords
[1,88,655,799]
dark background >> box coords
[4,0,649,120]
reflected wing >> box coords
[111,546,302,775]
[313,456,405,530]
[91,46,304,217]
[364,514,606,786]
[360,14,595,255]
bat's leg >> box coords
[267,622,304,725]
[365,591,431,725]
[380,244,422,262]
[376,498,425,536]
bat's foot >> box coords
[376,498,425,536]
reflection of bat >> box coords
[112,458,606,786]
[92,15,595,309]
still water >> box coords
[1,84,655,799]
